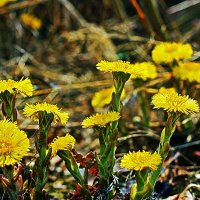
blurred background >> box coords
[0,0,200,199]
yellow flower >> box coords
[173,62,200,83]
[82,111,120,128]
[0,0,16,7]
[158,87,176,94]
[152,92,199,114]
[130,62,157,80]
[152,42,193,64]
[91,87,126,108]
[96,60,135,74]
[0,119,30,167]
[49,133,76,158]
[120,150,161,171]
[23,102,69,124]
[0,78,33,97]
[20,13,42,30]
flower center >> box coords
[165,45,177,52]
[0,141,12,155]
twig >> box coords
[108,33,150,42]
[181,21,200,42]
[33,79,113,96]
[111,0,128,21]
[130,0,149,30]
[57,0,89,27]
[168,0,200,14]
[171,140,200,150]
[182,183,200,193]
[168,165,200,170]
[118,130,160,142]
[0,0,48,15]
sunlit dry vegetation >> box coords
[0,0,200,199]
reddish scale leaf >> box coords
[89,165,99,176]
[70,182,100,199]
[69,184,84,200]
[72,149,96,168]
[85,152,94,160]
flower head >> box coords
[120,150,161,171]
[23,102,69,124]
[20,13,42,30]
[173,62,200,83]
[0,0,16,7]
[0,119,30,167]
[49,133,76,158]
[82,111,120,128]
[96,60,135,74]
[91,87,126,109]
[158,87,176,94]
[0,78,33,97]
[152,92,199,114]
[130,62,157,80]
[152,42,193,64]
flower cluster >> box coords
[0,119,30,167]
[158,87,176,94]
[173,62,200,83]
[130,62,157,80]
[96,60,158,81]
[91,87,126,108]
[120,150,161,171]
[152,92,199,114]
[152,42,193,64]
[49,133,76,158]
[20,13,42,30]
[0,0,15,7]
[0,78,33,97]
[82,111,120,128]
[96,60,134,74]
[23,102,69,124]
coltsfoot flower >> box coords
[152,92,199,114]
[23,102,69,124]
[173,62,200,83]
[82,111,120,128]
[0,119,30,167]
[91,87,126,109]
[158,87,176,94]
[20,13,42,30]
[49,133,76,158]
[120,150,161,171]
[152,42,193,64]
[0,78,33,97]
[130,62,157,80]
[0,0,16,7]
[96,60,135,74]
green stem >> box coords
[33,113,53,200]
[99,128,108,186]
[58,151,92,200]
[135,170,148,191]
[132,170,152,200]
[98,72,130,198]
[112,72,127,113]
[139,91,150,127]
[149,113,179,190]
[99,128,118,188]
